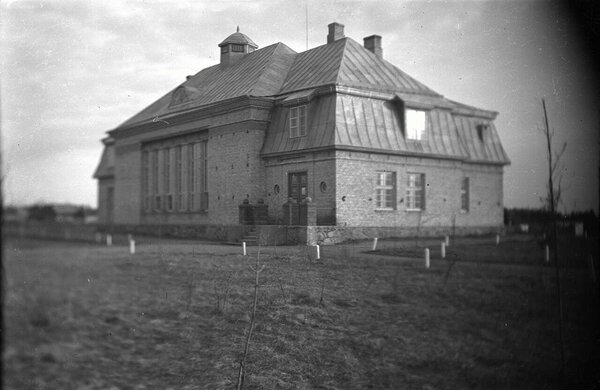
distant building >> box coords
[94,23,510,243]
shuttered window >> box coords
[290,105,307,138]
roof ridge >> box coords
[340,37,441,96]
[333,38,350,86]
[247,42,284,95]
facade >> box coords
[94,23,510,243]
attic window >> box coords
[170,86,189,106]
[231,44,244,52]
[477,123,489,142]
[289,105,307,138]
[405,109,427,141]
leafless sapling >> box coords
[541,97,566,382]
[235,245,265,390]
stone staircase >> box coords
[239,226,259,246]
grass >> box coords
[3,236,600,389]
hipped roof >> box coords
[114,37,458,131]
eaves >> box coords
[108,95,275,139]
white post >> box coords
[545,245,550,263]
[95,232,102,243]
[441,242,446,259]
[316,244,320,260]
[130,240,135,255]
[445,235,450,247]
[424,248,430,269]
[107,234,112,247]
[372,237,378,251]
[495,234,500,246]
[242,241,247,256]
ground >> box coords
[3,234,600,389]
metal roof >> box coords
[111,31,508,165]
[218,30,258,48]
[262,93,510,165]
[93,139,115,178]
[117,42,296,129]
[279,38,439,96]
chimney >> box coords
[327,22,345,44]
[364,35,382,58]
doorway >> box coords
[288,171,308,225]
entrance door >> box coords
[288,172,308,203]
[288,172,308,225]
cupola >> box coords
[218,26,258,66]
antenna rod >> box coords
[305,0,308,50]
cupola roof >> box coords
[218,27,258,48]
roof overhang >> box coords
[280,88,317,106]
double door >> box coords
[288,172,308,225]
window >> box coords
[142,151,151,212]
[231,44,244,52]
[152,150,160,210]
[289,105,307,138]
[406,173,425,210]
[142,136,208,215]
[176,145,184,210]
[197,141,208,211]
[187,144,195,210]
[477,124,488,142]
[320,181,327,193]
[375,171,396,209]
[164,147,173,211]
[405,109,427,140]
[221,45,229,54]
[461,177,470,212]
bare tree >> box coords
[541,98,566,382]
[236,245,265,389]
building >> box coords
[94,23,510,244]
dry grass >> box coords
[3,236,599,389]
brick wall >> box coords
[106,100,272,226]
[263,151,336,224]
[113,144,142,224]
[97,177,114,224]
[335,150,504,228]
[207,125,266,224]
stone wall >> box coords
[307,225,503,245]
[98,223,247,242]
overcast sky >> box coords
[1,0,598,212]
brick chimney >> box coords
[327,22,345,44]
[364,35,382,58]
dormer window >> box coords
[231,44,244,52]
[170,86,190,106]
[405,109,427,141]
[290,105,307,138]
[477,123,489,142]
[221,46,229,54]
